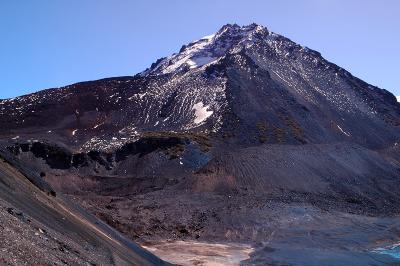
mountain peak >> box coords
[141,23,270,76]
[217,22,265,33]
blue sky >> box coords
[0,0,399,99]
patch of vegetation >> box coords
[256,121,268,143]
[256,121,268,131]
[141,131,213,155]
[278,113,306,144]
[165,144,185,159]
[273,127,285,143]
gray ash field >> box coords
[1,24,400,265]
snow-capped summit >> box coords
[0,23,399,152]
[141,23,270,76]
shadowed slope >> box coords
[0,148,168,266]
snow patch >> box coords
[201,33,216,41]
[93,123,104,129]
[144,24,269,76]
[192,102,213,124]
[72,129,78,136]
[128,92,147,101]
[187,56,217,69]
[396,96,400,102]
[337,125,350,137]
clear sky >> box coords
[0,0,399,99]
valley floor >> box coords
[73,190,400,265]
[137,210,400,266]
